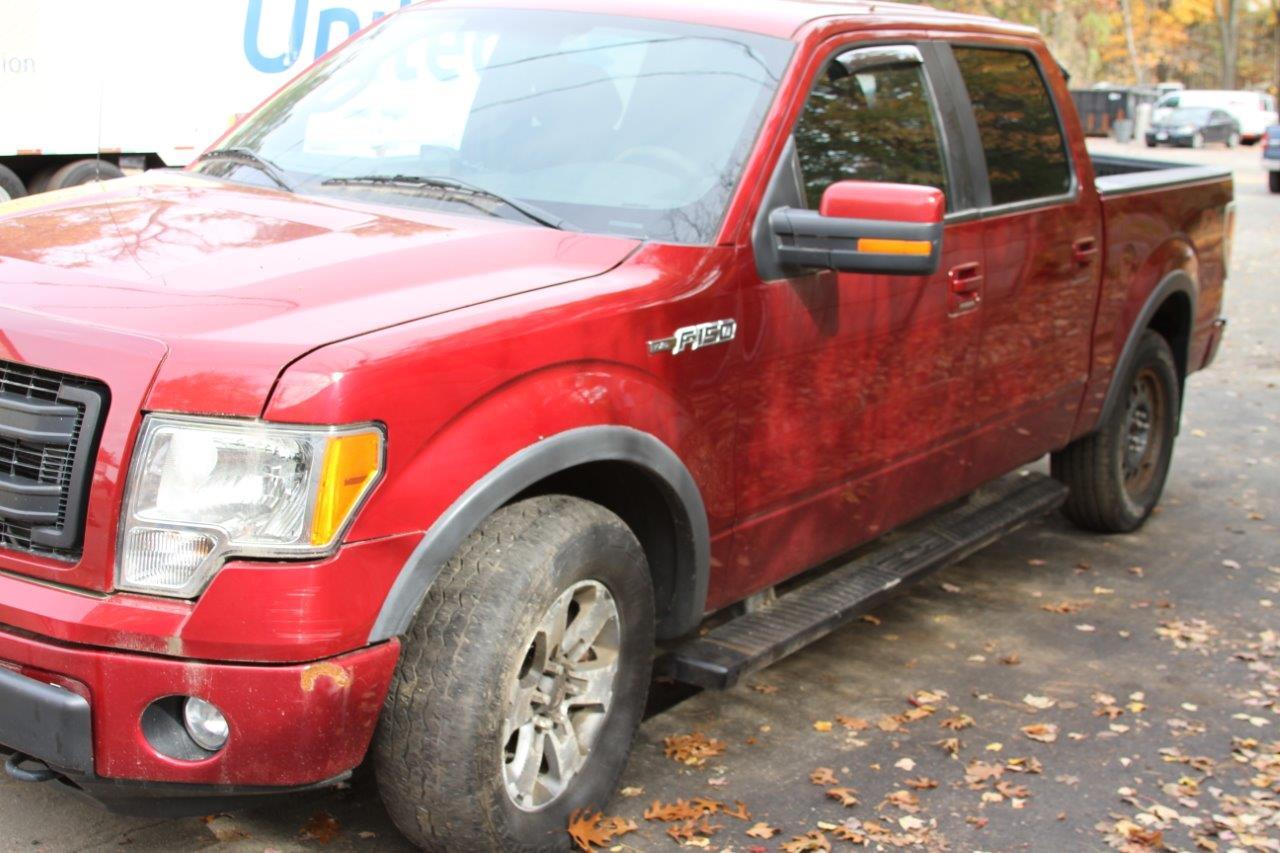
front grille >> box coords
[0,361,108,560]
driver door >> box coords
[729,42,986,596]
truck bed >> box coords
[1091,153,1232,196]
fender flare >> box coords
[1096,269,1197,429]
[367,425,711,643]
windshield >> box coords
[198,8,793,244]
[1168,108,1211,123]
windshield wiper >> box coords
[320,174,571,230]
[197,148,294,192]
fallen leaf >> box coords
[894,757,916,771]
[1041,601,1084,614]
[905,776,939,790]
[935,737,962,755]
[881,789,920,812]
[826,786,859,807]
[810,767,839,786]
[1000,653,1022,665]
[1021,723,1059,743]
[911,689,948,705]
[996,780,1031,799]
[813,720,833,733]
[664,732,727,767]
[940,714,975,730]
[746,822,779,839]
[965,761,1005,786]
[1023,694,1056,710]
[666,816,722,844]
[781,830,831,852]
[836,715,870,731]
[877,715,904,732]
[299,812,342,845]
[619,786,644,798]
[567,811,637,853]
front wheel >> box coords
[1052,330,1180,533]
[1191,132,1204,149]
[375,496,654,852]
[1226,132,1240,148]
[1270,171,1280,194]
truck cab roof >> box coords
[410,0,1024,41]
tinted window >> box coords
[952,47,1072,206]
[794,49,949,210]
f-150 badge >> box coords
[648,319,738,356]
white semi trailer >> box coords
[0,0,411,200]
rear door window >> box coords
[793,46,950,210]
[952,47,1072,207]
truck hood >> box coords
[0,172,640,415]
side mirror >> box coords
[770,181,945,276]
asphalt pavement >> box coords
[1,139,1276,852]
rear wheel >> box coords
[1051,331,1180,533]
[46,158,125,191]
[1270,171,1280,194]
[0,165,25,202]
[1226,131,1240,148]
[1190,131,1204,149]
[375,496,654,852]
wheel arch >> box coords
[367,426,711,644]
[1097,270,1196,429]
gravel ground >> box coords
[1,139,1276,852]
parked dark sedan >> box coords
[1146,107,1241,148]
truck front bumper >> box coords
[0,623,399,808]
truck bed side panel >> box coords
[1072,161,1233,438]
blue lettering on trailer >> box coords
[244,0,413,74]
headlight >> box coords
[119,415,384,598]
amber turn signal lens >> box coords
[310,431,383,546]
[856,238,933,256]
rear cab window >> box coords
[951,46,1073,207]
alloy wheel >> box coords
[501,580,621,811]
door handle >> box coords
[1072,238,1099,266]
[947,262,983,315]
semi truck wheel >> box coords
[1052,330,1180,533]
[0,165,25,202]
[375,495,654,852]
[46,159,125,191]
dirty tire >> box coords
[0,165,24,202]
[46,158,124,191]
[374,496,654,853]
[1052,330,1180,533]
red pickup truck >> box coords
[0,1,1233,849]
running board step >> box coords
[661,472,1068,690]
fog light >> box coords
[182,697,229,752]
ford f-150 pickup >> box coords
[0,1,1233,850]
